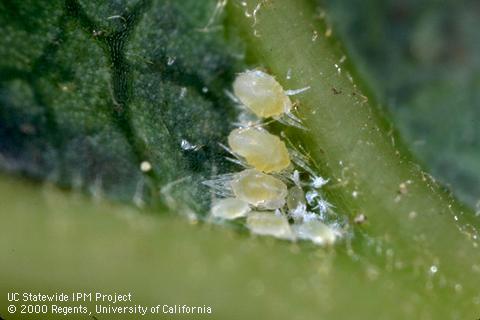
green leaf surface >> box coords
[0,0,243,213]
[322,0,480,207]
[228,0,479,316]
[1,1,479,319]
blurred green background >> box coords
[324,0,480,207]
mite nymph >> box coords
[231,69,309,130]
[233,69,292,118]
[246,211,294,240]
[228,127,291,173]
[231,169,288,210]
[211,198,251,220]
[293,220,337,245]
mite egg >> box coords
[231,169,288,210]
[246,211,294,240]
[293,220,336,245]
[228,127,291,173]
[233,70,292,118]
[211,198,251,220]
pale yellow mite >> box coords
[293,220,336,245]
[228,127,291,173]
[231,169,288,210]
[211,198,250,220]
[246,211,294,240]
[233,70,292,118]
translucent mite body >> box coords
[293,220,337,245]
[246,211,294,240]
[231,169,288,210]
[228,127,290,173]
[211,198,250,220]
[233,70,292,118]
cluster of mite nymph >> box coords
[203,69,347,245]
